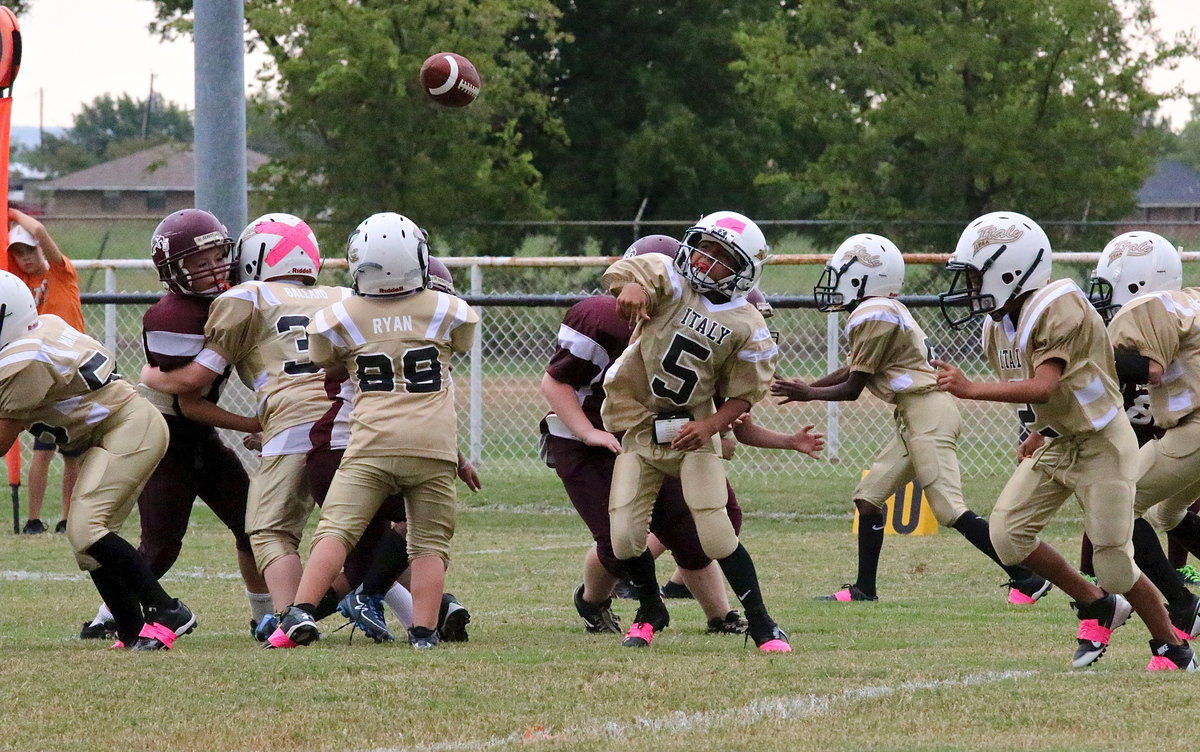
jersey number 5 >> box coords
[356,346,443,393]
[652,334,712,406]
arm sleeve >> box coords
[1030,293,1089,370]
[202,295,259,364]
[1109,298,1179,368]
[306,307,349,369]
[0,365,56,416]
[448,300,480,355]
[600,255,681,308]
[845,318,898,375]
[142,304,206,372]
[545,301,611,388]
[717,326,777,406]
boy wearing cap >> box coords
[6,208,84,534]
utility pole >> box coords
[141,72,155,139]
[193,0,247,234]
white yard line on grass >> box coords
[370,670,1034,752]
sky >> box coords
[9,0,1200,130]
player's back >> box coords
[0,315,137,450]
[845,297,937,403]
[307,289,478,462]
[1108,287,1200,429]
[202,280,350,439]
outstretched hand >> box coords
[931,360,974,399]
[771,378,816,404]
[790,424,825,459]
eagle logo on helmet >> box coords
[152,234,170,254]
[1106,239,1153,264]
[971,224,1024,255]
[846,244,882,268]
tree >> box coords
[734,0,1197,250]
[1167,105,1200,170]
[16,92,193,176]
[153,0,565,252]
[525,1,798,234]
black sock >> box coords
[1168,513,1200,560]
[951,510,1033,581]
[717,543,767,619]
[86,533,172,611]
[295,602,318,615]
[362,528,410,597]
[1133,517,1195,611]
[89,566,144,644]
[312,588,342,621]
[856,508,885,598]
[624,550,664,615]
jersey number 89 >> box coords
[355,346,443,393]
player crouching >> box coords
[0,271,196,650]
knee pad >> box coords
[1093,543,1140,594]
[988,508,1036,566]
[250,529,301,572]
[692,506,738,561]
[609,508,649,561]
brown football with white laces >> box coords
[419,52,481,108]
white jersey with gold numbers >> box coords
[1108,288,1200,430]
[982,279,1122,438]
[306,289,478,462]
[599,254,777,432]
[0,315,138,451]
[196,280,351,446]
[845,297,937,404]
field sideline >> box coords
[2,470,1199,751]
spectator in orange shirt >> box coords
[7,208,85,534]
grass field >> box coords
[3,469,1200,752]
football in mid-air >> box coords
[420,52,481,108]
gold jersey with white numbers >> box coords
[845,297,938,404]
[599,253,778,432]
[198,280,352,443]
[1108,288,1200,430]
[981,279,1122,438]
[305,289,478,462]
[0,315,138,451]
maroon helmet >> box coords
[151,209,235,297]
[622,234,679,259]
[746,287,773,318]
[426,256,455,295]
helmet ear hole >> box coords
[1128,283,1140,294]
[1001,271,1015,284]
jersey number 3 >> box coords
[652,334,711,405]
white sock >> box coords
[247,590,274,622]
[384,583,414,629]
[90,602,113,626]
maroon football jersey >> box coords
[544,296,634,430]
[141,292,227,408]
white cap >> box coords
[7,225,38,249]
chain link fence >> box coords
[8,252,1194,483]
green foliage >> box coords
[240,0,565,254]
[734,0,1198,251]
[526,1,799,238]
[15,93,192,177]
[1167,104,1200,170]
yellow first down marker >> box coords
[852,473,939,536]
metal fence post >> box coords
[469,263,483,465]
[104,267,117,354]
[825,311,840,462]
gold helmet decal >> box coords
[972,224,1024,255]
[1106,238,1153,264]
[846,244,882,268]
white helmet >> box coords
[940,211,1052,328]
[234,213,321,285]
[815,233,905,312]
[347,212,429,297]
[676,211,769,299]
[1088,231,1181,321]
[0,270,39,349]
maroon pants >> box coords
[306,443,407,587]
[548,435,742,576]
[137,421,251,578]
